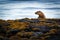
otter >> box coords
[35,11,45,19]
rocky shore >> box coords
[0,18,60,40]
[0,11,60,40]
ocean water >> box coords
[0,0,60,20]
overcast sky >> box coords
[0,0,60,20]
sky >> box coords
[0,0,60,20]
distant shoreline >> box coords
[0,18,60,21]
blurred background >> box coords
[0,0,60,20]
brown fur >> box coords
[35,11,45,18]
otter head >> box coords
[35,11,43,15]
[35,11,45,18]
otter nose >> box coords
[35,13,37,14]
